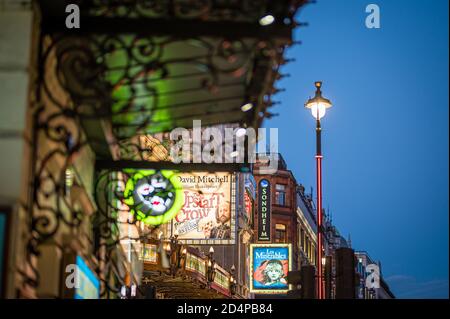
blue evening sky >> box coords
[263,0,449,298]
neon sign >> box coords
[123,170,184,225]
[257,179,271,241]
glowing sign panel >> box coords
[172,172,236,245]
[74,256,100,299]
[257,179,271,241]
[250,244,292,294]
[123,170,184,225]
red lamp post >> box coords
[305,81,333,299]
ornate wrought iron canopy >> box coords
[38,0,306,152]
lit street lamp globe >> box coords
[304,81,332,120]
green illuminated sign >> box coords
[123,170,184,225]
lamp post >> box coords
[164,234,186,276]
[230,264,236,296]
[321,256,327,298]
[207,246,216,284]
[305,81,333,299]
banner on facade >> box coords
[139,244,158,264]
[250,244,292,294]
[212,264,231,297]
[172,172,236,245]
[123,170,185,226]
[244,189,253,223]
[257,179,271,241]
[185,253,207,279]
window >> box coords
[298,226,302,250]
[275,223,287,243]
[312,244,316,265]
[306,238,309,259]
[303,232,308,254]
[300,228,304,251]
[275,184,286,206]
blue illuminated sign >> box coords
[74,256,100,299]
[250,244,292,294]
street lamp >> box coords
[304,81,333,299]
[207,247,216,284]
[164,235,186,276]
[230,265,237,296]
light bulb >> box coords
[236,128,246,137]
[259,15,275,26]
[241,103,253,112]
[310,102,326,120]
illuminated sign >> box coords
[250,244,292,294]
[244,173,256,198]
[140,244,158,264]
[185,253,206,277]
[74,256,100,299]
[244,190,253,222]
[214,271,229,290]
[257,179,271,241]
[244,191,253,220]
[213,265,230,291]
[172,172,236,245]
[123,170,184,225]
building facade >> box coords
[253,154,299,269]
[296,184,318,268]
[252,153,359,299]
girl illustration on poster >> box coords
[251,244,291,293]
[254,259,288,287]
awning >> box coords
[38,0,307,157]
